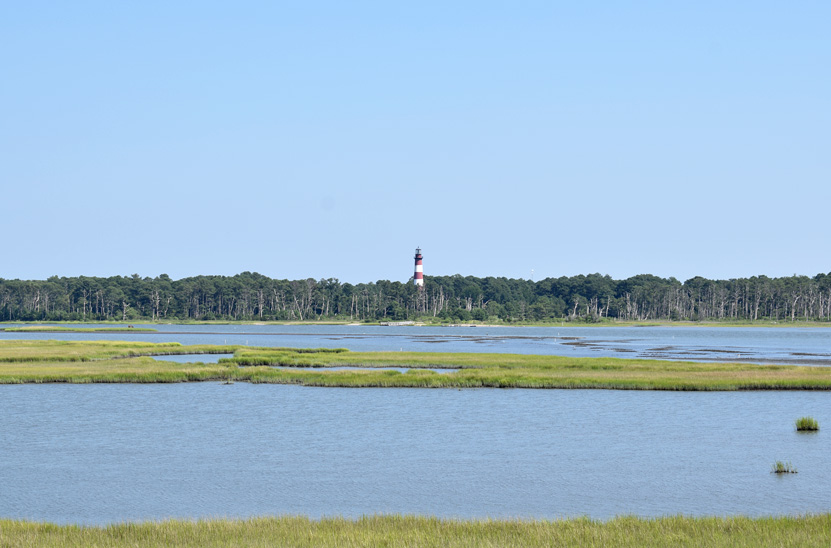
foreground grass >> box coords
[2,515,830,548]
[3,340,831,390]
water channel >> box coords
[1,385,828,524]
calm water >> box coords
[2,325,830,523]
[3,323,831,365]
[150,353,234,363]
[149,355,457,372]
[1,384,829,524]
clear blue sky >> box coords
[2,2,828,283]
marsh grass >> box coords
[1,515,830,548]
[0,340,242,383]
[223,348,831,390]
[796,417,819,431]
[4,341,831,390]
[3,326,158,333]
[771,461,797,474]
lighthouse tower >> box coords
[413,247,424,288]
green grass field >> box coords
[2,340,831,389]
[2,514,830,548]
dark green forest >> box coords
[2,272,831,323]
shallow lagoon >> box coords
[1,384,828,524]
[3,323,831,365]
[3,324,830,524]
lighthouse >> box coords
[413,247,424,288]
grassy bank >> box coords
[5,319,831,328]
[2,514,830,548]
[2,326,158,333]
[3,340,831,389]
[437,319,831,328]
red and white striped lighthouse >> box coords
[413,247,424,288]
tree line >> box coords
[2,271,831,323]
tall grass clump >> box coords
[796,416,819,431]
[771,461,797,474]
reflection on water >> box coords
[1,384,828,524]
